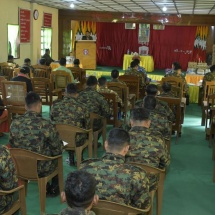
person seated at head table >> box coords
[0,146,19,214]
[11,66,33,92]
[41,48,54,66]
[53,57,75,83]
[7,55,19,68]
[59,170,98,215]
[82,31,93,40]
[80,128,151,209]
[165,61,180,76]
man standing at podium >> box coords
[82,31,93,40]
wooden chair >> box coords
[2,66,14,80]
[0,185,26,215]
[0,76,8,96]
[55,124,93,168]
[100,92,122,127]
[119,75,140,99]
[92,200,151,215]
[31,77,62,107]
[157,97,182,143]
[202,81,215,126]
[90,113,106,157]
[13,68,20,77]
[107,82,134,123]
[32,65,51,78]
[9,148,64,215]
[50,70,72,92]
[128,162,165,215]
[2,81,27,126]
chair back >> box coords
[0,76,7,96]
[32,65,51,78]
[50,70,72,90]
[119,75,140,99]
[2,66,14,80]
[204,81,215,101]
[92,200,150,215]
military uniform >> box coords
[125,69,145,88]
[9,111,63,177]
[80,153,150,209]
[78,87,110,131]
[159,91,177,98]
[51,96,90,147]
[0,146,18,214]
[59,207,95,215]
[203,71,215,88]
[110,78,126,85]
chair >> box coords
[2,81,27,126]
[31,77,62,107]
[128,162,165,215]
[50,70,72,91]
[55,124,93,168]
[201,81,215,126]
[100,92,122,127]
[92,200,151,215]
[157,97,182,143]
[2,66,14,80]
[32,65,51,78]
[107,82,134,123]
[0,76,8,96]
[139,46,149,55]
[119,75,140,99]
[9,148,64,215]
[90,113,106,157]
[0,185,26,215]
[13,68,20,77]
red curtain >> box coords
[96,22,140,67]
[149,25,197,70]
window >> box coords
[41,27,52,56]
[8,24,20,58]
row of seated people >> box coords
[0,75,171,213]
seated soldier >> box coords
[11,67,33,92]
[9,92,63,196]
[0,146,18,214]
[59,170,98,215]
[126,108,170,169]
[143,95,171,140]
[203,64,215,86]
[7,55,19,68]
[80,128,151,210]
[125,60,145,88]
[159,82,177,97]
[98,77,123,107]
[51,83,90,166]
[22,58,35,75]
[110,69,126,84]
[39,58,47,66]
[78,76,110,131]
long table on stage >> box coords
[123,54,154,72]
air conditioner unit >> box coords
[125,23,136,30]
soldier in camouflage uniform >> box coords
[0,146,18,214]
[78,76,110,131]
[51,83,90,166]
[59,170,98,215]
[135,84,175,122]
[9,92,63,196]
[203,65,215,86]
[80,128,151,210]
[143,95,171,140]
[110,69,126,85]
[125,61,145,88]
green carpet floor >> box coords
[1,104,215,215]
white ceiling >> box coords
[24,0,215,15]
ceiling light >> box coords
[162,6,167,12]
[70,3,75,8]
[122,14,125,19]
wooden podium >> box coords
[76,41,96,69]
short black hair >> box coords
[8,55,14,61]
[111,70,119,79]
[98,77,107,86]
[20,66,30,74]
[143,95,156,110]
[130,108,150,121]
[60,58,66,66]
[66,83,78,94]
[45,49,50,53]
[86,76,97,86]
[39,58,46,65]
[210,65,215,72]
[162,82,172,92]
[24,58,31,63]
[65,170,96,208]
[74,59,80,65]
[172,62,180,69]
[174,65,181,70]
[25,92,41,108]
[146,84,158,96]
[107,128,130,151]
[133,58,140,64]
[130,61,138,69]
